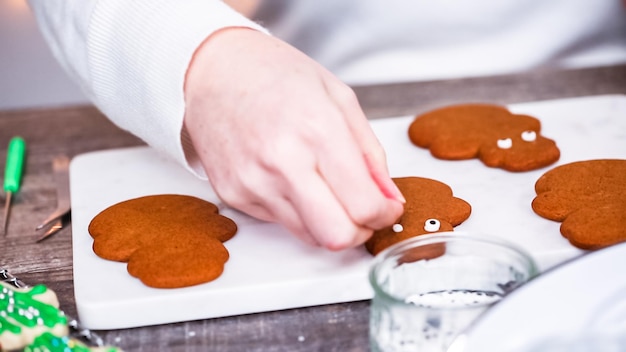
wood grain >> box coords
[353,64,626,119]
[1,65,624,351]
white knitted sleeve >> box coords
[29,0,268,178]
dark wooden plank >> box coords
[0,106,143,338]
[354,64,626,118]
[95,301,369,352]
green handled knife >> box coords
[2,136,26,236]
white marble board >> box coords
[70,94,626,329]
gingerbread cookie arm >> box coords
[127,236,230,288]
[531,191,574,221]
[407,112,438,148]
[446,197,472,226]
[430,137,481,160]
[561,203,626,250]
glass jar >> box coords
[369,232,538,352]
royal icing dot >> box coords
[392,224,404,233]
[521,130,537,142]
[424,219,441,232]
[497,138,512,149]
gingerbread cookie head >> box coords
[532,159,626,250]
[408,104,560,172]
[88,194,238,288]
[365,177,471,255]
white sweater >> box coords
[28,0,626,176]
[28,0,267,177]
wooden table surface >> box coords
[1,64,625,351]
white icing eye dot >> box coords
[424,219,441,232]
[497,138,512,149]
[392,224,404,233]
[521,130,537,142]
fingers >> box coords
[274,102,404,247]
[285,168,374,251]
[198,93,403,250]
[246,198,322,248]
[324,79,405,204]
[207,138,377,250]
[246,167,374,250]
[312,80,404,233]
[208,162,322,247]
[314,118,404,232]
[184,29,404,250]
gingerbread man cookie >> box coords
[88,194,237,288]
[408,104,560,171]
[365,177,471,255]
[532,159,626,250]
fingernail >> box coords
[380,174,406,203]
[390,182,406,203]
[363,154,406,203]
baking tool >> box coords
[0,267,104,347]
[36,155,71,242]
[2,136,26,236]
[70,95,626,329]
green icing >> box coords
[24,332,122,352]
[29,285,48,296]
[0,284,67,335]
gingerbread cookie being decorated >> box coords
[365,177,471,255]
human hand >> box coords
[184,28,405,250]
